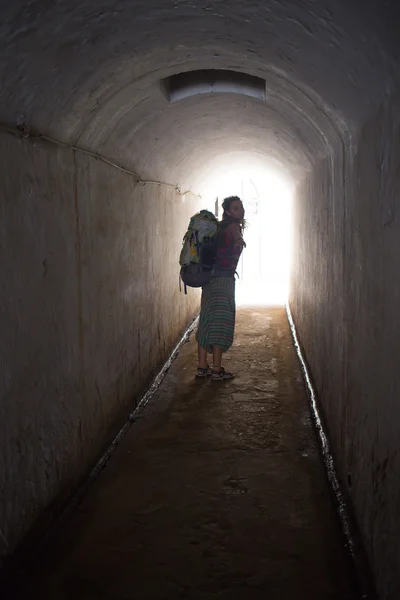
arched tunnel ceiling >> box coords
[0,1,398,190]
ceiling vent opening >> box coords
[161,70,266,103]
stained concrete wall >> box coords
[0,133,200,566]
[290,91,400,600]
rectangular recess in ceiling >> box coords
[160,69,266,102]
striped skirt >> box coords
[195,277,236,353]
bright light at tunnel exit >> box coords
[203,166,293,306]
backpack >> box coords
[179,209,219,293]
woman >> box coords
[195,196,246,381]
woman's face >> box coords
[226,199,245,220]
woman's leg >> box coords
[198,343,208,369]
[212,345,223,370]
[211,345,234,380]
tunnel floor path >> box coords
[14,307,357,600]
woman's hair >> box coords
[221,196,245,229]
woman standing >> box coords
[195,196,246,381]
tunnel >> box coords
[0,1,399,598]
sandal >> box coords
[196,365,212,378]
[211,367,234,381]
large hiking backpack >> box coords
[179,209,219,293]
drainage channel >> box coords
[286,303,377,600]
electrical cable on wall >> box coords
[0,121,201,199]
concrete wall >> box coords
[290,92,400,600]
[0,133,200,566]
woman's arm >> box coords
[228,222,246,248]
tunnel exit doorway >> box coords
[212,170,292,306]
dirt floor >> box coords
[7,307,359,599]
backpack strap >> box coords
[179,272,188,295]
